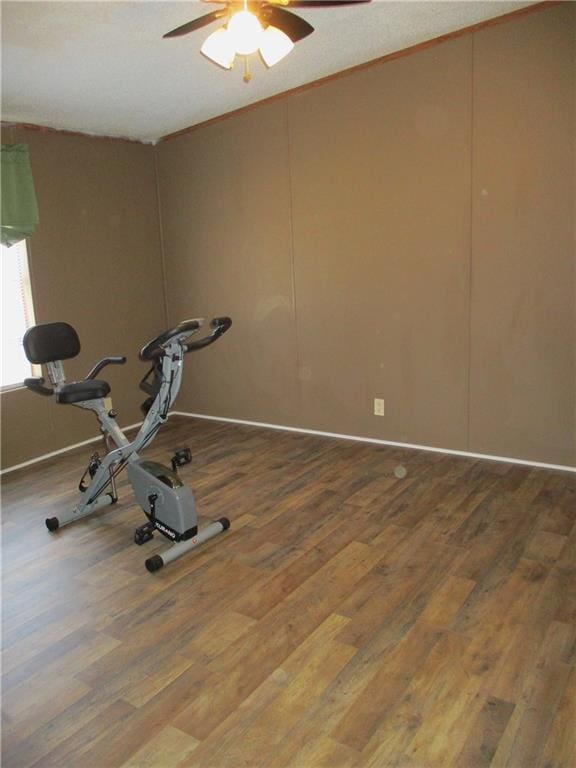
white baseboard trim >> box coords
[0,421,143,476]
[2,412,574,477]
[170,411,576,475]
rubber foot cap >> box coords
[46,517,59,532]
[145,555,164,573]
[218,517,231,531]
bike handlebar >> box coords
[139,318,204,361]
[24,377,54,396]
[140,317,232,360]
[85,356,127,380]
[184,317,232,353]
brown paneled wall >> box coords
[156,104,299,429]
[0,128,165,469]
[469,9,575,465]
[288,40,471,449]
[1,4,574,470]
[156,3,575,467]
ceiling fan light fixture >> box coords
[259,25,294,67]
[227,10,263,56]
[200,26,236,69]
[164,0,372,82]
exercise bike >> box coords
[22,316,232,572]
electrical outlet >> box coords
[374,398,385,417]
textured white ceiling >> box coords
[1,0,534,143]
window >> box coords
[1,239,39,389]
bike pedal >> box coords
[134,522,155,545]
[171,448,192,473]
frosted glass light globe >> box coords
[201,27,236,69]
[227,11,263,56]
[260,25,294,67]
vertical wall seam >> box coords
[285,98,302,416]
[572,4,576,465]
[466,33,475,454]
[153,145,170,327]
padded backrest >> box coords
[23,322,80,364]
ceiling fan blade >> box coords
[286,0,371,6]
[260,6,314,42]
[163,11,225,38]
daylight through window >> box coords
[1,240,38,388]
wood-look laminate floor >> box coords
[1,416,575,768]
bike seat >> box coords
[56,380,111,404]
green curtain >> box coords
[1,144,39,247]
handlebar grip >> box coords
[210,317,232,332]
[85,356,127,380]
[184,316,232,353]
[24,377,54,397]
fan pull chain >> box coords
[243,56,252,83]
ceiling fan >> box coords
[163,0,372,82]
